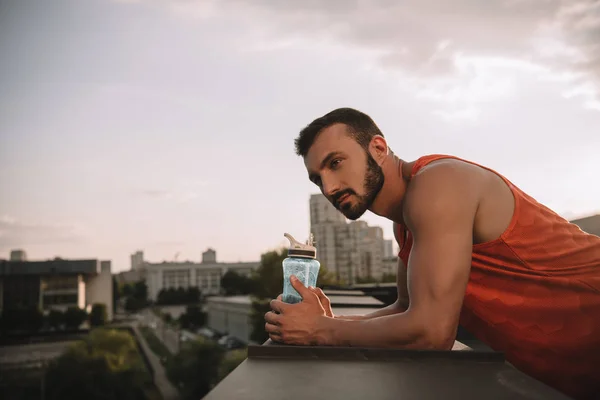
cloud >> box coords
[0,215,87,248]
[150,0,600,116]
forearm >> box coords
[321,310,452,350]
[334,302,405,321]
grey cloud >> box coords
[0,216,86,247]
[555,1,600,80]
[165,0,598,97]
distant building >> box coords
[144,249,259,301]
[114,269,144,285]
[130,250,144,271]
[310,193,347,225]
[383,239,395,258]
[202,248,217,264]
[0,257,113,321]
[570,214,600,237]
[9,249,27,262]
[381,256,397,277]
[309,194,391,285]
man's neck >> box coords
[369,156,413,222]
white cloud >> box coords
[142,0,599,120]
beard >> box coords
[331,152,384,220]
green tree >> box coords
[132,280,148,303]
[178,305,206,330]
[186,286,201,303]
[48,309,63,330]
[166,338,225,400]
[63,306,87,330]
[90,303,108,327]
[221,270,255,295]
[122,283,133,297]
[44,328,149,400]
[157,287,202,305]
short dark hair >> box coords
[294,107,384,157]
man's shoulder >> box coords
[403,159,483,228]
[409,157,485,195]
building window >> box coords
[162,269,190,290]
[42,275,79,291]
[210,272,220,289]
[43,293,78,305]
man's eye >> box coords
[330,159,341,168]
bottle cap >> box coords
[284,233,317,259]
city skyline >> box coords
[1,0,599,273]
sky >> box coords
[1,0,599,273]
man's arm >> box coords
[319,162,478,349]
[334,257,409,321]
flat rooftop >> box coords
[0,259,100,276]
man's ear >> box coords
[368,135,388,164]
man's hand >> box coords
[264,275,331,345]
[312,286,334,317]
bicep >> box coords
[407,218,473,334]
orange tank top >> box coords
[394,154,600,400]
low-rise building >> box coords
[0,258,113,321]
[144,249,259,301]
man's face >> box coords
[304,123,384,220]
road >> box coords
[140,309,181,354]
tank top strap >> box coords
[410,154,464,177]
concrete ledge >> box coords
[247,339,505,362]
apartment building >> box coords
[309,194,392,285]
[0,257,113,321]
[144,249,259,301]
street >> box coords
[139,308,181,354]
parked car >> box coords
[217,335,246,350]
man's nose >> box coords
[322,176,340,198]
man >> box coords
[264,107,600,399]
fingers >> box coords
[290,275,314,300]
[265,321,282,341]
[265,313,283,342]
[314,287,331,308]
[270,299,288,314]
[264,311,281,325]
[277,294,282,301]
[311,287,333,317]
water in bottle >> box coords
[281,232,320,304]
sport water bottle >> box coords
[281,233,320,304]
